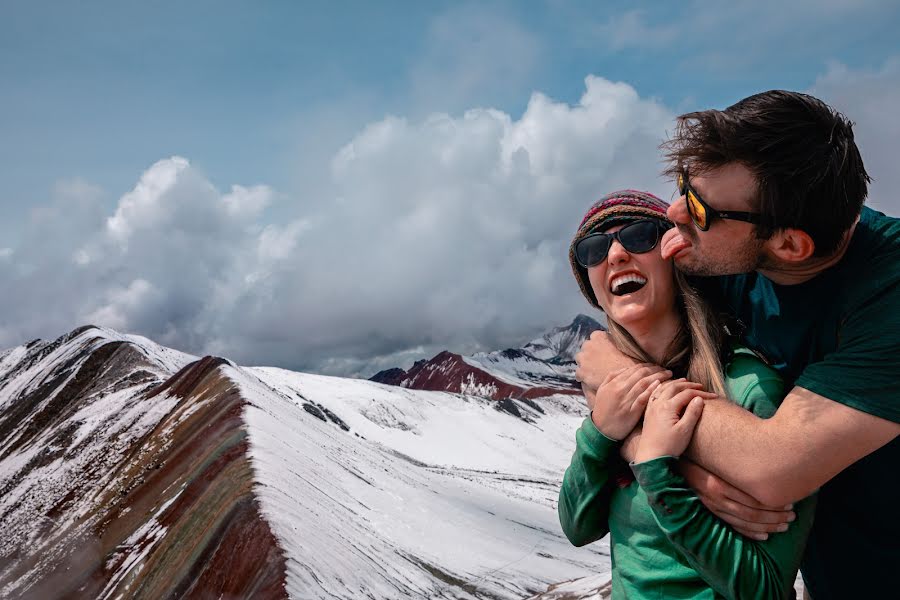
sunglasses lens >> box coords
[575,235,612,268]
[686,190,708,230]
[619,221,661,253]
[575,220,664,267]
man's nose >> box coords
[668,195,690,224]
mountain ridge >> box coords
[0,325,611,599]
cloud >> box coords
[4,61,896,377]
[84,279,162,332]
[0,156,277,355]
[809,57,900,215]
[199,76,674,374]
[0,77,673,376]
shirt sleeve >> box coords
[795,282,900,422]
[632,367,814,600]
[557,416,620,547]
[632,457,816,600]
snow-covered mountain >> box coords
[370,315,604,401]
[0,326,611,599]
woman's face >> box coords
[587,223,678,330]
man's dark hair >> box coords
[662,90,871,256]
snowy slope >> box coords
[0,327,611,599]
[239,366,607,599]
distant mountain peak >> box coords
[370,316,604,400]
[571,313,603,330]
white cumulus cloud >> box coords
[3,65,897,377]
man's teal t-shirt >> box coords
[713,206,900,600]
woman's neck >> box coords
[626,308,683,364]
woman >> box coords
[558,190,815,600]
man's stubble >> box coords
[673,225,770,277]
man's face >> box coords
[661,162,768,276]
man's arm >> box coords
[621,427,795,539]
[577,331,899,517]
[577,332,795,534]
[685,386,900,506]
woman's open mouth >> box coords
[610,273,648,296]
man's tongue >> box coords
[661,228,692,260]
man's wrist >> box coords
[619,428,642,462]
[589,411,624,442]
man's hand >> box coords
[591,364,671,440]
[678,460,796,541]
[575,331,639,409]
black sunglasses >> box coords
[677,168,768,231]
[574,220,670,268]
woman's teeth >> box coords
[611,274,648,296]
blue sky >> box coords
[2,1,900,374]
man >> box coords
[575,90,899,599]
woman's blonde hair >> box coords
[605,270,728,398]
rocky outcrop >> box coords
[526,575,612,600]
[368,367,407,386]
[387,350,576,400]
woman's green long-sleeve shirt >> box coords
[558,348,816,600]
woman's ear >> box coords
[764,228,816,263]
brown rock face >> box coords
[368,315,603,401]
[395,351,578,399]
[0,329,288,599]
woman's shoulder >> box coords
[723,343,785,417]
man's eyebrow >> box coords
[690,176,709,198]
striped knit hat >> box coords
[570,190,671,309]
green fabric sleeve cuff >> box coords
[582,415,622,450]
[630,456,681,490]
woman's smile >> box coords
[609,269,648,296]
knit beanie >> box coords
[569,190,671,309]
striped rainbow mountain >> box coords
[0,321,610,599]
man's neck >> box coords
[758,218,859,285]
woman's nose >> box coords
[607,239,630,264]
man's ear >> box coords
[764,228,816,263]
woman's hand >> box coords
[590,364,672,441]
[634,379,716,461]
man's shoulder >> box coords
[860,204,900,231]
[854,206,900,260]
[834,206,900,305]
